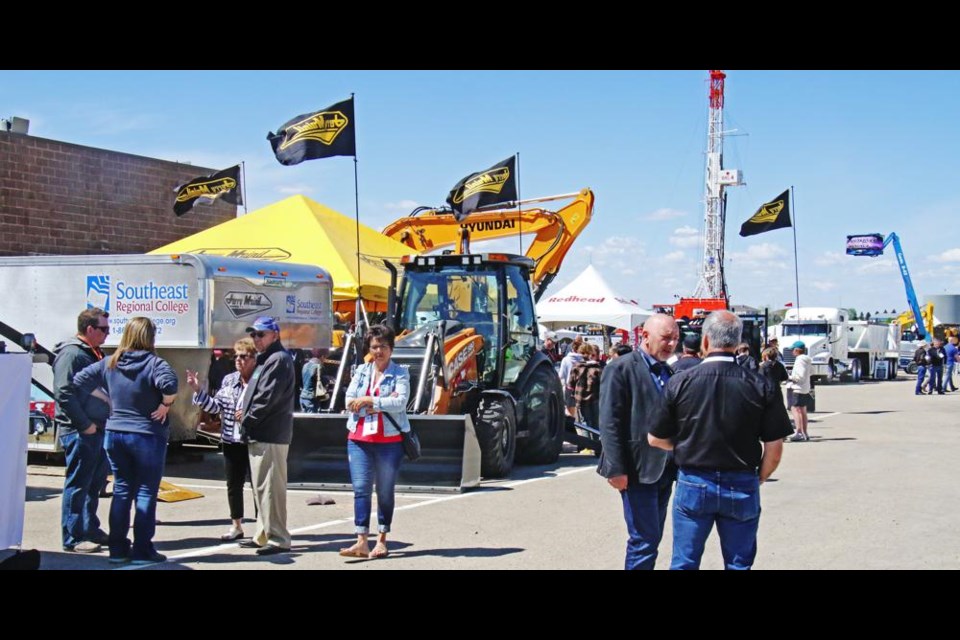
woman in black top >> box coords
[759,347,788,386]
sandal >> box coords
[338,544,369,558]
[370,542,389,559]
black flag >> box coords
[739,189,792,237]
[267,98,356,166]
[173,165,243,217]
[446,156,518,221]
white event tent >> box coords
[536,265,652,332]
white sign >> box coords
[0,354,30,549]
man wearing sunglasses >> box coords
[53,307,112,553]
[237,316,295,556]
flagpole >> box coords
[240,161,248,215]
[352,93,363,336]
[790,185,800,314]
[516,152,522,254]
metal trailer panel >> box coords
[288,413,482,493]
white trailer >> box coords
[779,307,897,382]
[0,253,333,452]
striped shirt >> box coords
[193,371,247,444]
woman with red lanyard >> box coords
[339,324,411,559]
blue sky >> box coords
[3,70,959,314]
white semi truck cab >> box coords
[779,307,899,382]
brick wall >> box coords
[0,132,236,256]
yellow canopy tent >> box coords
[150,195,416,311]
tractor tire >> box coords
[476,397,516,478]
[515,365,565,465]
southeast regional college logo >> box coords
[286,295,296,314]
[87,275,110,311]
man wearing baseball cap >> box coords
[237,316,295,555]
[785,341,813,442]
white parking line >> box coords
[147,464,596,566]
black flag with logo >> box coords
[173,165,243,217]
[266,98,356,166]
[446,156,518,221]
[739,189,792,237]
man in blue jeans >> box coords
[945,335,959,392]
[53,308,112,553]
[597,314,679,570]
[649,311,792,570]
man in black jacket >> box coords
[53,308,112,553]
[239,317,295,556]
[597,313,679,570]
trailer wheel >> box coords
[476,397,516,478]
[888,359,898,380]
[906,362,919,375]
[850,358,862,383]
[515,365,565,465]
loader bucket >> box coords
[288,413,482,493]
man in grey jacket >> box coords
[53,308,112,553]
[237,317,295,556]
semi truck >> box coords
[779,307,899,382]
[0,253,333,453]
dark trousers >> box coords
[59,429,110,548]
[620,473,674,570]
[927,367,943,394]
[223,442,250,520]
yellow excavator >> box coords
[895,303,935,340]
[288,189,594,490]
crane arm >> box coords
[382,188,594,300]
[883,233,929,340]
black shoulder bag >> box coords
[383,411,421,461]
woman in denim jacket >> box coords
[339,324,411,559]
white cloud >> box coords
[383,199,420,212]
[276,184,316,195]
[729,243,787,263]
[669,225,700,248]
[643,208,687,221]
[663,250,686,263]
[855,258,895,275]
[811,281,838,292]
[814,251,847,267]
[929,248,960,263]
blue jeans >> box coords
[60,429,110,548]
[927,367,943,393]
[104,430,167,560]
[671,469,761,570]
[620,473,674,570]
[915,366,927,394]
[347,440,404,534]
[946,364,957,391]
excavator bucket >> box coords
[288,413,482,493]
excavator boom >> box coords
[382,189,593,300]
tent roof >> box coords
[150,195,415,303]
[536,265,652,331]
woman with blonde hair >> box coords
[186,337,256,541]
[74,317,178,564]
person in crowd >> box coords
[759,347,788,387]
[649,311,791,570]
[569,343,603,430]
[927,338,945,395]
[785,341,813,441]
[237,316,295,556]
[597,314,679,570]
[672,334,703,372]
[944,335,959,393]
[186,338,257,542]
[608,343,633,360]
[559,336,585,417]
[767,337,783,361]
[914,341,932,395]
[541,331,562,364]
[73,317,178,564]
[339,324,410,560]
[736,343,759,371]
[299,348,327,412]
[54,308,112,554]
[560,334,584,359]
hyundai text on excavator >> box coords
[288,189,594,491]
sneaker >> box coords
[131,552,166,565]
[220,526,244,541]
[86,529,110,545]
[64,541,102,553]
[802,433,810,441]
[789,433,805,442]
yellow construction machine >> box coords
[288,189,594,490]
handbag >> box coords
[384,411,420,461]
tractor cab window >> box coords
[782,323,829,337]
[502,265,536,384]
